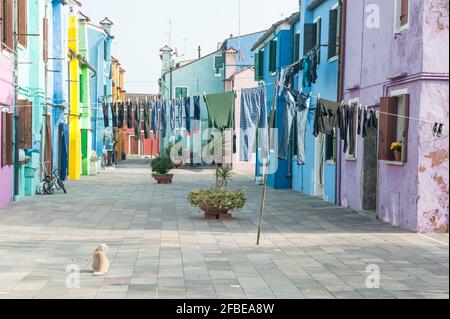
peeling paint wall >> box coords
[341,0,449,232]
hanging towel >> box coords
[102,102,109,128]
[184,97,191,134]
[240,86,268,162]
[204,92,235,131]
[134,102,140,140]
[126,101,133,129]
[143,101,150,139]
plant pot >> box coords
[394,151,402,162]
[153,174,174,184]
[200,205,232,220]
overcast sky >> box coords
[82,0,299,93]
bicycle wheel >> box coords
[58,179,67,194]
[43,181,54,195]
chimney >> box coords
[198,46,201,59]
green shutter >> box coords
[303,23,317,55]
[254,52,260,81]
[269,40,277,73]
[328,9,338,59]
[215,55,224,70]
[258,50,264,80]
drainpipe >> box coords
[336,0,346,206]
[13,0,19,199]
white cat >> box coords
[92,243,110,276]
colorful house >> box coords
[88,17,113,168]
[251,12,301,189]
[0,9,14,207]
[111,56,125,162]
[51,0,69,181]
[340,0,449,232]
[15,0,52,197]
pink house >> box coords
[0,48,14,207]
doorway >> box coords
[362,127,378,212]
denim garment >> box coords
[279,90,297,160]
[239,86,268,162]
[169,99,176,132]
[160,100,167,138]
[184,97,191,134]
[177,98,183,129]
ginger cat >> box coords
[92,243,110,276]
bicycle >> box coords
[43,168,67,195]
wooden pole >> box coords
[257,78,279,245]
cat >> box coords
[92,243,110,276]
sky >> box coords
[82,0,299,93]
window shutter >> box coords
[258,50,264,80]
[328,10,338,59]
[18,99,32,149]
[316,19,321,64]
[43,17,49,62]
[402,94,410,162]
[400,0,409,26]
[254,52,259,81]
[303,23,317,55]
[269,40,277,73]
[18,0,27,47]
[1,112,6,167]
[0,0,3,46]
[378,97,398,161]
[3,0,14,48]
[294,33,300,62]
[214,55,224,71]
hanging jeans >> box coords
[279,90,310,164]
[161,100,167,137]
[177,99,183,129]
[169,100,176,133]
[103,103,109,128]
[127,102,133,129]
[110,103,118,128]
[240,86,268,162]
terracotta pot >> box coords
[200,206,232,220]
[394,151,402,162]
[153,174,174,184]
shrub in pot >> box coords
[151,154,174,184]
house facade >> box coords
[340,0,449,232]
[0,0,14,207]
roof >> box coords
[68,0,82,7]
[251,12,300,51]
[162,49,221,76]
[100,17,114,25]
[225,66,254,80]
[78,11,90,22]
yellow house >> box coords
[111,56,126,161]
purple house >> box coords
[0,48,14,208]
[339,0,449,232]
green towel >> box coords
[204,92,235,131]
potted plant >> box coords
[187,167,247,220]
[151,145,174,184]
[89,155,101,176]
[391,141,403,162]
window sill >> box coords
[384,161,405,166]
[328,56,339,63]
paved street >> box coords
[0,159,448,299]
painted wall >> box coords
[0,50,14,207]
[341,0,449,232]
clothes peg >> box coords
[437,123,444,137]
[432,122,439,136]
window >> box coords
[214,55,224,76]
[1,0,14,48]
[18,0,27,47]
[17,99,33,149]
[328,6,341,60]
[304,18,321,63]
[294,33,300,62]
[254,49,264,81]
[395,0,409,32]
[378,92,410,162]
[346,99,359,161]
[325,134,337,162]
[175,87,188,99]
[268,39,277,74]
[1,111,13,167]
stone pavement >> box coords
[0,159,448,299]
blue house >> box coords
[292,0,341,204]
[251,12,300,189]
[88,18,114,166]
[51,0,69,180]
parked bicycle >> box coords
[43,168,67,195]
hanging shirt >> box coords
[204,92,235,131]
[102,102,109,128]
[313,99,339,137]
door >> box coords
[315,133,325,198]
[362,125,378,212]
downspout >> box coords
[13,0,19,199]
[336,0,346,206]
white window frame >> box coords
[213,55,224,77]
[346,97,359,161]
[389,88,408,163]
[394,0,410,34]
[174,86,189,99]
